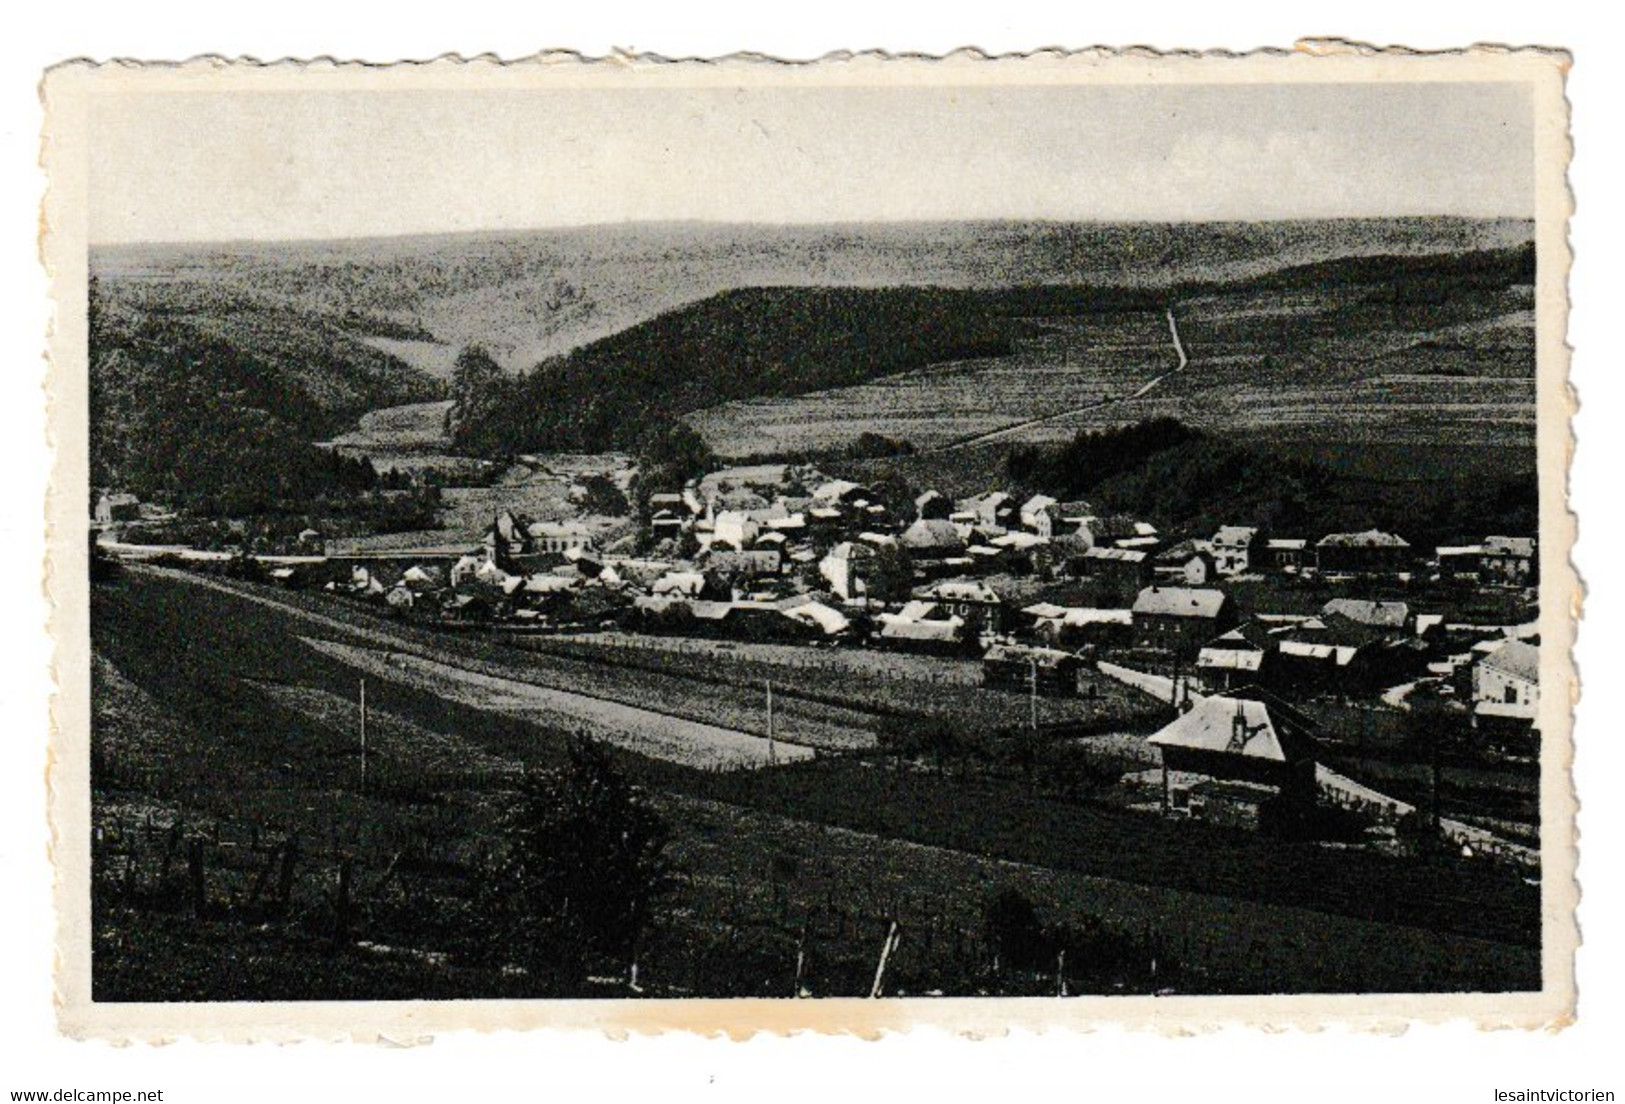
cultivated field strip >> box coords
[136,565,1146,745]
[244,679,523,784]
[298,636,813,771]
[505,628,1156,734]
[133,565,875,751]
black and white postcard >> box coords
[41,45,1575,1038]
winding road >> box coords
[933,307,1191,452]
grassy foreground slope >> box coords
[90,568,1539,998]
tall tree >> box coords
[488,736,673,987]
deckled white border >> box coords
[41,42,1576,1042]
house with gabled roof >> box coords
[1314,530,1411,576]
[918,578,1007,636]
[899,517,966,557]
[959,491,1016,531]
[982,643,1082,697]
[1131,586,1237,657]
[876,610,971,655]
[1210,526,1262,576]
[1481,536,1537,587]
[1153,540,1216,585]
[1146,690,1320,820]
[1472,639,1539,720]
[1321,598,1413,636]
[1079,545,1152,602]
[1261,538,1308,573]
[1196,621,1276,692]
[914,489,951,521]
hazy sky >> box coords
[88,81,1534,243]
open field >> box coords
[651,795,1534,996]
[691,264,1535,462]
[90,567,1540,998]
[299,636,814,768]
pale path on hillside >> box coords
[934,308,1192,452]
[299,636,812,771]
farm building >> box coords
[1272,615,1423,694]
[899,518,966,557]
[1196,622,1276,692]
[1210,526,1261,576]
[529,519,597,555]
[914,489,951,520]
[763,512,807,534]
[1481,536,1537,587]
[706,547,783,578]
[1261,538,1308,573]
[1436,544,1484,580]
[1314,530,1411,576]
[650,509,687,540]
[1153,540,1216,585]
[1077,546,1152,601]
[521,572,577,596]
[982,643,1082,697]
[1072,515,1142,550]
[1146,691,1320,822]
[877,611,970,655]
[806,505,845,531]
[917,579,1008,636]
[705,488,773,515]
[1472,638,1539,723]
[402,564,447,593]
[1320,599,1413,635]
[450,552,519,591]
[961,491,1016,530]
[630,595,696,632]
[812,479,870,505]
[990,530,1049,573]
[711,510,761,551]
[93,491,142,525]
[1025,604,1134,650]
[780,598,851,638]
[651,570,711,598]
[1131,586,1237,657]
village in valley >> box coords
[93,439,1543,858]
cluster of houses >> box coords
[304,463,1541,751]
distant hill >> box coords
[447,284,1175,455]
[88,276,442,512]
[449,242,1536,459]
[91,216,1533,370]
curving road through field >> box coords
[933,307,1191,452]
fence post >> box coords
[276,835,299,919]
[187,839,207,918]
[334,856,354,942]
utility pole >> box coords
[766,678,776,765]
[1029,657,1040,735]
[359,677,368,795]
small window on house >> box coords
[1505,685,1518,704]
